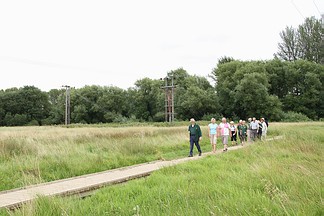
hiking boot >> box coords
[198,152,202,156]
[188,155,193,157]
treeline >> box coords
[0,58,323,126]
[0,69,218,126]
[0,17,322,126]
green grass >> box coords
[0,122,224,191]
[1,122,323,215]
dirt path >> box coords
[0,136,282,210]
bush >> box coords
[152,112,165,122]
[27,119,40,126]
[281,111,311,122]
[201,113,222,121]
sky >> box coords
[0,0,323,91]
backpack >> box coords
[258,122,263,130]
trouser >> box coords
[231,131,237,142]
[262,131,267,140]
[257,130,262,139]
[251,129,258,141]
[189,135,202,156]
[239,133,246,142]
[247,129,251,142]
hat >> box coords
[230,121,234,124]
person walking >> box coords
[188,118,202,157]
[261,118,268,141]
[250,117,258,142]
[218,117,230,152]
[257,118,263,140]
[237,120,248,145]
[247,118,252,142]
[208,118,218,153]
[230,121,238,146]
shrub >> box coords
[201,113,222,121]
[281,111,311,122]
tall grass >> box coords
[3,122,322,215]
[0,123,221,191]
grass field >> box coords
[1,122,323,215]
[0,121,225,191]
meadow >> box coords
[0,122,218,191]
[0,122,323,215]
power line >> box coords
[291,0,305,19]
[313,0,322,17]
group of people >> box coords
[188,117,268,157]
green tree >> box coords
[276,17,324,63]
[177,86,218,120]
[212,60,245,117]
[70,86,105,124]
[18,86,50,125]
[282,60,323,119]
[276,26,300,61]
[132,78,164,121]
[212,61,282,120]
[265,59,290,99]
[97,86,128,122]
[45,89,65,125]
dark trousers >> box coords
[189,135,202,156]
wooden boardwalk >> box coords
[0,137,282,210]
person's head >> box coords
[242,120,246,124]
[211,118,216,123]
[190,118,195,124]
[253,117,256,121]
[222,117,226,123]
[230,121,234,125]
[239,120,243,124]
[248,118,252,122]
[261,118,264,122]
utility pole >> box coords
[62,85,71,125]
[171,75,175,122]
[161,75,176,123]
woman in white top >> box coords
[208,118,218,153]
[261,118,268,141]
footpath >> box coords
[0,136,282,209]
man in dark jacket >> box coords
[188,118,202,157]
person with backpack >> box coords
[188,118,202,157]
[208,118,218,153]
[218,117,230,152]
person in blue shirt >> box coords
[208,118,218,153]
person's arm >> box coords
[198,125,202,140]
[188,126,190,141]
[229,124,232,137]
[216,126,219,137]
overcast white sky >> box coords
[0,0,323,91]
